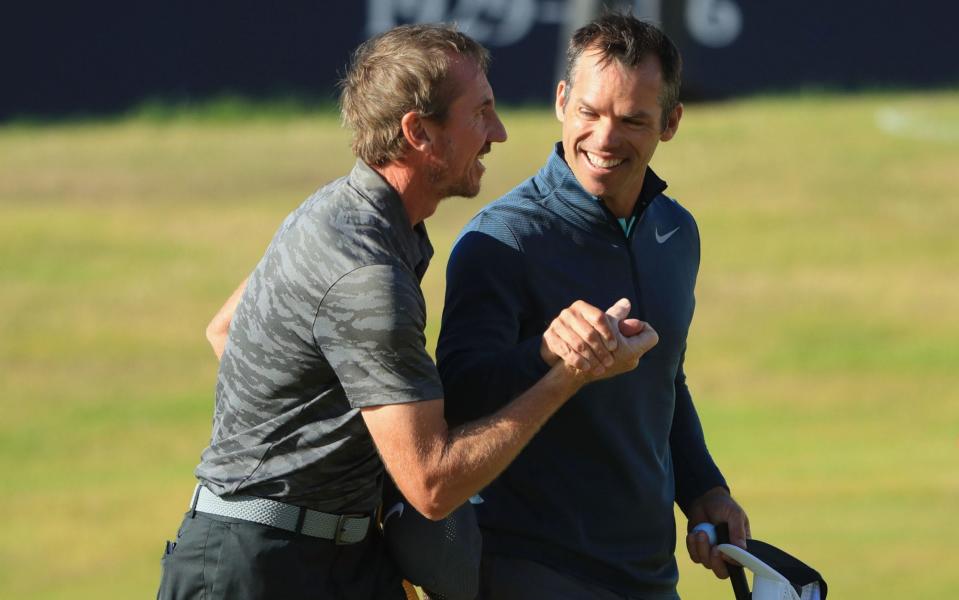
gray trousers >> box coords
[157,511,405,600]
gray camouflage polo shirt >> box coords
[195,160,443,514]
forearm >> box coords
[430,364,585,512]
[672,375,727,511]
[376,363,585,520]
[370,298,656,520]
[425,300,653,516]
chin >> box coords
[445,182,481,199]
[580,181,608,198]
[458,176,482,198]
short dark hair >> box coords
[563,12,682,129]
[340,24,490,166]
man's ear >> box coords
[400,111,431,152]
[555,80,568,123]
[660,102,683,142]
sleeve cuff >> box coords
[676,466,729,512]
[516,334,551,381]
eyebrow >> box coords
[578,100,598,113]
[579,100,654,121]
[623,111,655,122]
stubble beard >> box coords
[428,138,480,200]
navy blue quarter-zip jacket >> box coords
[437,144,727,597]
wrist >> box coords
[548,361,590,394]
[539,336,560,366]
[691,486,729,507]
[701,486,730,499]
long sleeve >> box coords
[670,348,728,512]
[437,226,550,428]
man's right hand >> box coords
[599,298,658,379]
[541,298,657,379]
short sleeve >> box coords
[314,264,443,408]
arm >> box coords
[671,349,727,511]
[437,228,551,426]
[205,276,248,360]
[362,367,582,520]
[321,263,652,520]
[363,299,656,520]
[670,350,751,578]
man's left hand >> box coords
[684,487,750,579]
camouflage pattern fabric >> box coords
[195,160,442,514]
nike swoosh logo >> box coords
[382,502,404,527]
[655,226,679,244]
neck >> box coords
[373,162,441,227]
[601,195,638,219]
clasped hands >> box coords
[540,298,658,380]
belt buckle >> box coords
[334,513,367,545]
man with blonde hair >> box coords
[158,24,659,600]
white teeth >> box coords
[585,152,624,168]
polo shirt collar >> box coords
[348,160,433,279]
[536,142,668,236]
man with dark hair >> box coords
[437,13,750,599]
[158,23,659,600]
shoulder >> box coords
[317,264,426,343]
[326,263,422,305]
[276,179,406,278]
[456,175,554,252]
[651,193,699,235]
[305,177,397,252]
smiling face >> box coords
[426,56,507,200]
[556,49,682,217]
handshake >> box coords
[540,298,659,381]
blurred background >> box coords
[4,0,959,119]
[1,0,957,598]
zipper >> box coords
[624,218,645,321]
[603,208,646,321]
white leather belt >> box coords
[190,485,370,544]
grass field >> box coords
[1,90,957,598]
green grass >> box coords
[2,90,958,598]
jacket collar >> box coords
[348,160,433,279]
[535,142,668,238]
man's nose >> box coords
[592,118,619,148]
[488,110,507,143]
